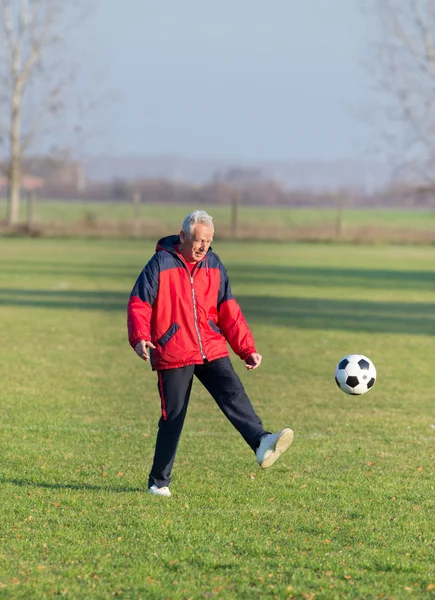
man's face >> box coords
[180,223,214,262]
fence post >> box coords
[132,190,141,238]
[231,192,239,238]
[335,191,345,238]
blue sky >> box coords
[85,0,372,161]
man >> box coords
[127,210,294,497]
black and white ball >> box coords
[335,354,376,395]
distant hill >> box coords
[84,155,391,191]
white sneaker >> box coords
[256,428,294,468]
[148,484,171,497]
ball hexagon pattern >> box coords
[335,354,376,395]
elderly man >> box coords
[127,210,293,497]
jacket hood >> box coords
[156,234,213,255]
[156,235,180,254]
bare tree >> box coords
[363,0,435,186]
[0,0,89,225]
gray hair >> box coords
[181,210,214,237]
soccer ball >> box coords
[335,354,376,395]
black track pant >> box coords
[148,356,268,488]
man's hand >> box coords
[245,352,262,370]
[134,340,156,362]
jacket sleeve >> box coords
[127,254,159,348]
[217,261,256,360]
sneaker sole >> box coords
[260,428,294,468]
[147,489,172,497]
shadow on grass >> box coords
[229,264,435,292]
[2,261,434,291]
[5,478,142,493]
[238,295,435,336]
[0,260,139,281]
[0,288,128,311]
[0,286,434,336]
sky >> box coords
[82,0,373,162]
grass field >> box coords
[1,237,435,599]
[2,199,435,242]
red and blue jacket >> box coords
[127,235,256,370]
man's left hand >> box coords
[245,353,262,370]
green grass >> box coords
[1,237,435,599]
[2,198,435,233]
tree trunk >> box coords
[7,157,21,226]
[7,83,22,226]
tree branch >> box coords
[21,80,67,152]
[410,0,435,76]
[20,3,57,87]
[19,0,29,38]
[0,0,16,53]
[365,0,435,184]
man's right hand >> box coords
[134,340,156,362]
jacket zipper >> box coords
[190,272,206,359]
